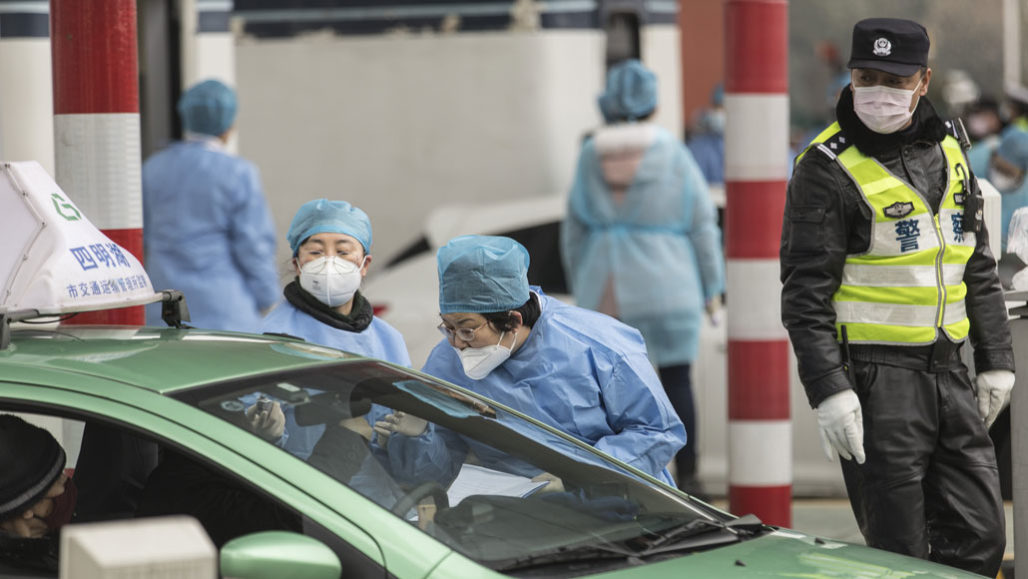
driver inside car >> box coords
[0,415,76,575]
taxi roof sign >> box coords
[0,161,160,317]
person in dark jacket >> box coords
[781,18,1014,577]
[0,415,76,574]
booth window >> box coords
[605,11,641,68]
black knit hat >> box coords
[0,415,66,520]
[848,18,930,77]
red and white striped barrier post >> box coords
[51,0,144,325]
[724,0,791,527]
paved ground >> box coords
[709,498,1016,578]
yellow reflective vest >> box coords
[803,122,975,345]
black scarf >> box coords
[835,83,948,157]
[283,280,373,332]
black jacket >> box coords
[781,88,1015,409]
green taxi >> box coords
[0,323,982,579]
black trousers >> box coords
[659,363,696,483]
[841,346,1005,577]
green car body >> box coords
[0,326,981,579]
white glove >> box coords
[705,295,722,327]
[373,411,428,438]
[975,369,1015,428]
[815,390,865,464]
[246,401,286,441]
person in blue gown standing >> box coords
[560,60,724,495]
[143,79,279,332]
[987,129,1028,253]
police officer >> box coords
[781,18,1014,576]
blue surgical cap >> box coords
[177,79,238,137]
[711,83,725,107]
[287,199,373,255]
[437,235,530,314]
[598,59,658,123]
[996,129,1028,173]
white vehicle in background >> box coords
[363,195,846,498]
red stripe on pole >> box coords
[725,0,788,94]
[725,181,788,259]
[728,340,791,420]
[51,0,139,114]
[729,485,791,527]
[103,228,143,263]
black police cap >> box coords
[847,18,929,77]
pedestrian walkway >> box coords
[711,498,1016,577]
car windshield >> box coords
[175,359,728,570]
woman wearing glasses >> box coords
[375,235,685,486]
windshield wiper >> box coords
[493,542,636,572]
[493,515,767,571]
[637,514,766,557]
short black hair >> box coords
[482,292,540,332]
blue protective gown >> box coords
[259,299,411,460]
[1001,179,1028,253]
[687,132,724,186]
[386,291,685,485]
[562,124,725,366]
[967,135,998,182]
[143,138,279,333]
[260,300,411,366]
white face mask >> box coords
[989,167,1023,193]
[852,83,920,134]
[455,330,517,380]
[299,256,365,307]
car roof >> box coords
[2,326,364,395]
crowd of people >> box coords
[5,14,1021,578]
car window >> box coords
[0,409,381,579]
[176,361,720,571]
[501,220,569,294]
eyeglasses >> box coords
[437,320,489,343]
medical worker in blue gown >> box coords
[988,129,1028,253]
[257,199,411,463]
[374,235,685,488]
[559,60,724,495]
[143,79,279,332]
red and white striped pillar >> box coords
[51,0,144,325]
[724,0,791,527]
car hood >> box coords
[428,529,981,578]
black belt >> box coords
[849,337,964,373]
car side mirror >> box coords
[220,531,341,578]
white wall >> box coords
[235,25,681,270]
[0,39,55,175]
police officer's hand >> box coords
[814,389,865,464]
[975,369,1015,428]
